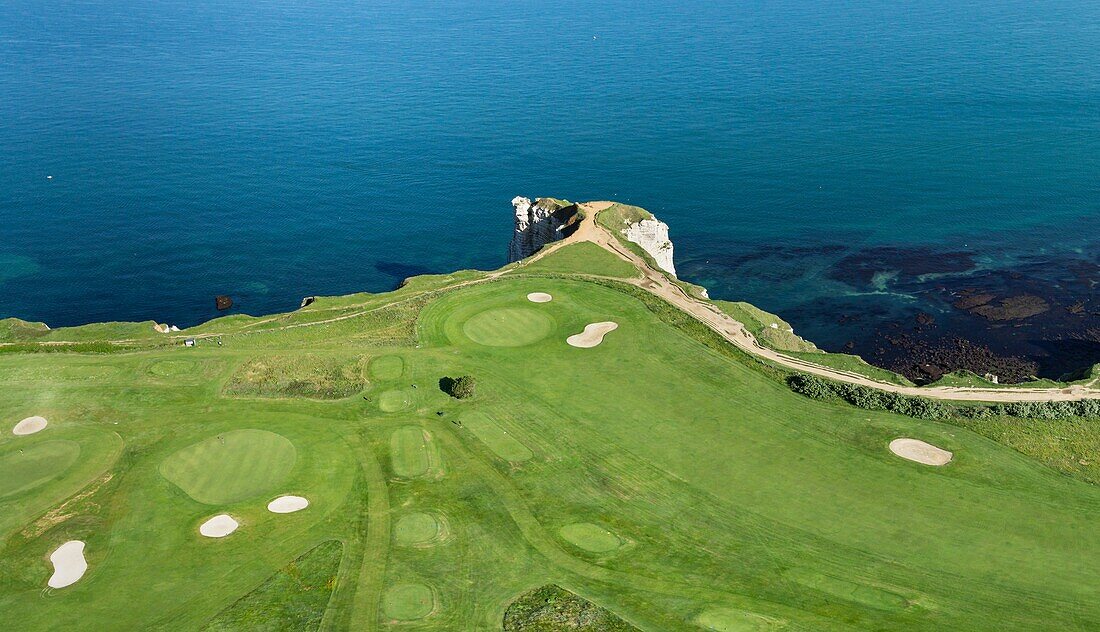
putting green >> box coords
[390,426,430,477]
[378,389,414,412]
[370,355,405,380]
[160,429,297,504]
[461,412,533,462]
[461,307,553,347]
[559,522,623,553]
[394,512,444,546]
[383,583,435,620]
[696,607,784,631]
[0,440,81,499]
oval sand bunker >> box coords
[13,416,48,436]
[48,540,88,588]
[526,292,553,303]
[566,322,618,348]
[889,438,953,466]
[268,495,309,514]
[199,514,239,538]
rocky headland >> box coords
[508,197,582,262]
[510,196,677,278]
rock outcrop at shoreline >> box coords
[623,216,676,277]
[508,197,580,262]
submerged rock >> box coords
[215,295,233,311]
[968,295,1050,321]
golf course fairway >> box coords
[2,212,1099,631]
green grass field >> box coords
[520,241,638,279]
[2,242,1100,630]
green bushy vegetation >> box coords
[787,373,948,418]
[224,354,369,399]
[502,585,638,631]
[788,373,1100,421]
[439,375,477,399]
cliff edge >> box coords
[508,196,581,262]
[594,203,677,277]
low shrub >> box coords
[440,375,477,399]
[785,373,1097,421]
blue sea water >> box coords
[2,0,1099,368]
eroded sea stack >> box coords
[508,196,580,261]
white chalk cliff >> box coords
[508,196,676,277]
[623,217,676,277]
[509,196,575,261]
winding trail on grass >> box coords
[557,202,1100,404]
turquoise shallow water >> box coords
[1,0,1098,376]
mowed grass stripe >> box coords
[160,429,297,504]
[461,412,533,462]
[390,426,430,478]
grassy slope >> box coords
[521,242,637,279]
[1,254,1099,630]
[714,300,915,386]
[713,300,820,353]
[595,204,666,270]
[930,368,1100,390]
[201,539,343,631]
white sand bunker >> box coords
[199,514,239,538]
[48,540,88,589]
[13,416,48,435]
[889,438,953,466]
[527,292,553,303]
[267,495,309,514]
[566,322,618,348]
